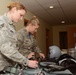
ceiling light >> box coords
[61,21,65,23]
[49,6,54,9]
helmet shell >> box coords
[49,46,61,58]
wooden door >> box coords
[67,27,76,48]
[59,32,68,49]
[46,29,51,57]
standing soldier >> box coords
[0,2,38,74]
[17,16,45,59]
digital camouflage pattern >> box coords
[17,28,42,57]
[0,14,28,71]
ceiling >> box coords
[13,0,76,26]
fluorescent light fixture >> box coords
[61,21,65,23]
[49,6,54,9]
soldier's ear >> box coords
[29,23,33,26]
[12,7,17,13]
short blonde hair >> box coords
[26,16,40,26]
[7,2,27,12]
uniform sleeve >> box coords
[17,32,32,57]
[16,32,24,48]
[33,37,42,53]
[0,24,29,66]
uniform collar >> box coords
[23,28,32,37]
[4,13,13,25]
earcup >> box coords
[57,54,76,68]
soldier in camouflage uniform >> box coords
[0,2,38,74]
[17,16,45,59]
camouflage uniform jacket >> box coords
[17,28,42,57]
[0,14,28,71]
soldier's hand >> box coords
[39,53,45,59]
[27,52,35,59]
[27,60,38,68]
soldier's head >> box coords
[7,2,27,23]
[25,16,40,34]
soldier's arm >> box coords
[16,32,24,48]
[33,37,42,53]
[0,24,28,66]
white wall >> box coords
[0,0,13,14]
